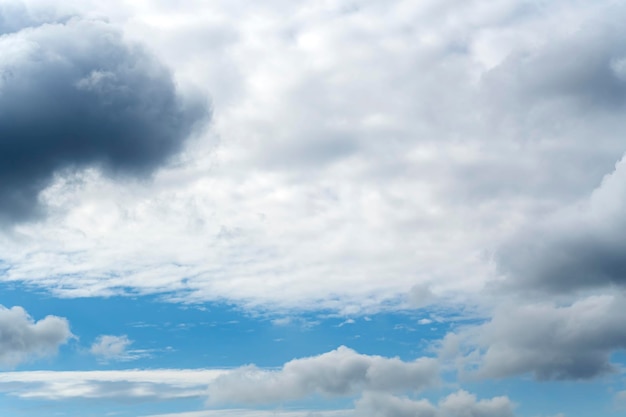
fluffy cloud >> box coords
[355,390,515,417]
[497,155,626,295]
[207,346,438,404]
[91,335,131,358]
[0,7,207,223]
[0,305,72,367]
[444,295,626,380]
[1,1,626,314]
[140,391,515,417]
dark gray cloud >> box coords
[0,12,207,223]
[0,305,72,367]
[446,295,626,380]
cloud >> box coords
[0,6,207,223]
[141,391,515,417]
[0,305,72,367]
[615,391,626,409]
[89,334,150,362]
[207,346,438,405]
[0,368,227,401]
[497,155,626,295]
[141,411,353,417]
[1,0,626,315]
[443,295,626,380]
[355,390,515,417]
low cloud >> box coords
[498,155,626,295]
[444,295,626,380]
[356,390,515,417]
[0,305,73,367]
[207,346,439,404]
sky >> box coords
[0,0,625,416]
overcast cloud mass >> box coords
[0,0,625,416]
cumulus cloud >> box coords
[497,155,626,295]
[355,390,515,417]
[443,295,626,380]
[0,305,73,367]
[0,6,207,223]
[142,391,515,417]
[207,346,438,404]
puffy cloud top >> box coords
[0,305,72,367]
[208,346,439,404]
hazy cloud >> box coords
[0,369,226,401]
[0,305,72,367]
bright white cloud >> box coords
[208,346,438,404]
[0,305,72,368]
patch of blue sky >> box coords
[0,282,446,371]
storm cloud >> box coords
[0,13,207,222]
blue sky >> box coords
[1,0,626,416]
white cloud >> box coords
[0,369,227,401]
[0,0,625,317]
[140,391,514,417]
[142,411,352,417]
[356,390,515,417]
[90,334,149,362]
[0,305,73,368]
[207,346,438,405]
